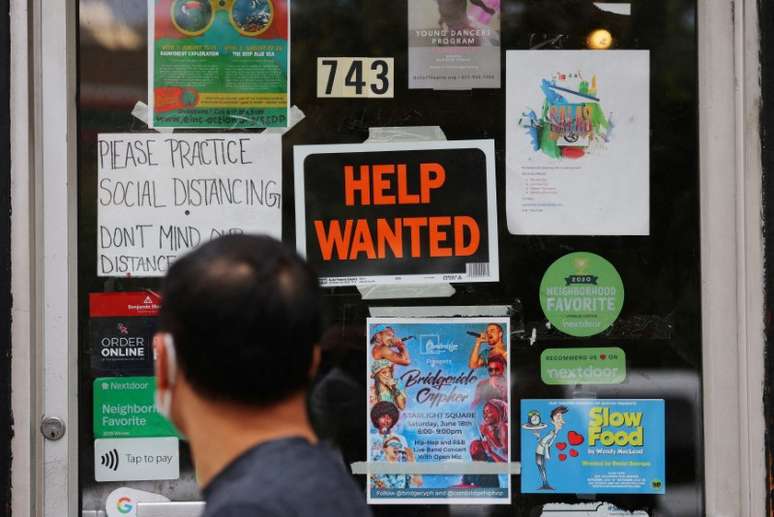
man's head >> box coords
[370,401,400,434]
[486,355,506,378]
[155,235,322,419]
[550,406,569,430]
[485,323,503,346]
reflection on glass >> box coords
[586,28,613,49]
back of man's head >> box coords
[159,234,321,407]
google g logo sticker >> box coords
[116,496,133,514]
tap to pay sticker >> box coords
[95,437,180,482]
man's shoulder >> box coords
[203,501,284,517]
[205,439,371,517]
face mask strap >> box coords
[164,333,178,386]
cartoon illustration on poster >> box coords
[367,318,511,504]
[148,0,289,128]
[294,140,499,287]
[505,50,650,235]
[520,399,665,494]
[409,0,500,89]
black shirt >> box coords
[202,437,372,517]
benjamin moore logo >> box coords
[100,448,120,471]
[116,496,133,514]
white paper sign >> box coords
[505,50,650,235]
[542,502,650,516]
[97,133,282,277]
[106,487,170,517]
[95,437,180,482]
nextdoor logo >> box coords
[540,347,626,385]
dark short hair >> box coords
[469,440,487,461]
[159,235,322,406]
[487,323,504,334]
[370,401,400,429]
[550,406,569,420]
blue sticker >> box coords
[520,399,665,494]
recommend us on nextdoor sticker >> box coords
[540,347,626,385]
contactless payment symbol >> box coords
[539,252,624,337]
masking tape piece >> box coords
[365,125,447,143]
[351,461,520,475]
[132,102,174,133]
[358,284,456,300]
[369,305,512,318]
[264,105,306,135]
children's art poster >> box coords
[294,140,499,287]
[148,0,289,128]
[409,0,501,89]
[520,399,665,494]
[505,51,650,235]
[367,318,511,504]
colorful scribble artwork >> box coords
[505,50,650,236]
[520,72,614,160]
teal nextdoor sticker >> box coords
[93,377,177,438]
[539,252,624,337]
[541,347,627,384]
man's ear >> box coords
[154,333,171,391]
[309,344,322,379]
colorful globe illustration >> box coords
[181,88,199,107]
[172,0,213,34]
[231,0,273,35]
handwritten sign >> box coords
[97,134,282,277]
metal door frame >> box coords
[699,0,766,515]
[8,0,768,515]
[11,0,78,514]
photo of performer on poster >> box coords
[367,318,511,505]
